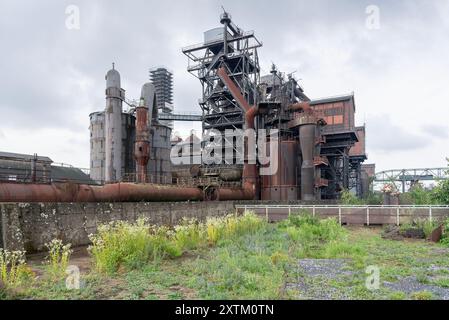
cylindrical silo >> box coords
[148,124,172,184]
[89,111,106,183]
[104,64,124,183]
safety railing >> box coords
[235,204,449,226]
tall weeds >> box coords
[0,249,33,288]
[45,239,73,279]
[88,212,265,274]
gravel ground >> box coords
[285,259,449,300]
[285,259,355,300]
[384,276,449,300]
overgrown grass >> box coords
[88,218,181,274]
[277,212,366,267]
[88,213,265,274]
[7,211,449,300]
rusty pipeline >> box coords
[217,67,258,200]
[288,101,312,113]
[0,182,204,203]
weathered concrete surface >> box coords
[0,201,235,252]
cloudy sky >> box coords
[0,0,448,172]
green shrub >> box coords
[409,184,434,205]
[206,212,265,245]
[89,218,157,273]
[399,219,438,239]
[45,239,73,279]
[0,249,33,288]
[365,191,383,205]
[440,218,449,246]
[174,218,205,250]
[341,189,364,205]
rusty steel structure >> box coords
[0,10,369,204]
[178,11,368,201]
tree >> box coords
[340,189,364,205]
[409,183,434,205]
[431,159,449,205]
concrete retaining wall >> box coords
[0,201,235,252]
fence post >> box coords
[313,206,316,217]
[429,206,433,223]
[338,206,342,225]
[288,206,291,217]
[367,207,370,226]
[265,206,269,222]
[244,205,247,213]
[396,207,400,226]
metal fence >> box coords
[235,204,449,226]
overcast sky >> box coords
[0,0,448,172]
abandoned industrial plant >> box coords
[1,1,449,303]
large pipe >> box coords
[0,182,204,203]
[216,67,258,200]
[288,101,312,113]
[299,123,316,201]
[288,102,318,200]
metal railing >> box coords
[235,204,449,226]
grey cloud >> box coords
[421,124,449,139]
[1,0,448,167]
[366,114,428,152]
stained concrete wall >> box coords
[0,201,235,252]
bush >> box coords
[45,239,73,279]
[0,249,33,288]
[400,219,438,239]
[174,218,205,250]
[365,191,383,205]
[410,184,435,205]
[88,218,163,274]
[206,212,265,246]
[440,218,449,246]
[341,189,364,205]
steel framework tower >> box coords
[182,11,262,165]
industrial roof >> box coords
[51,166,97,185]
[0,151,53,163]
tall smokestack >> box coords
[104,63,123,183]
